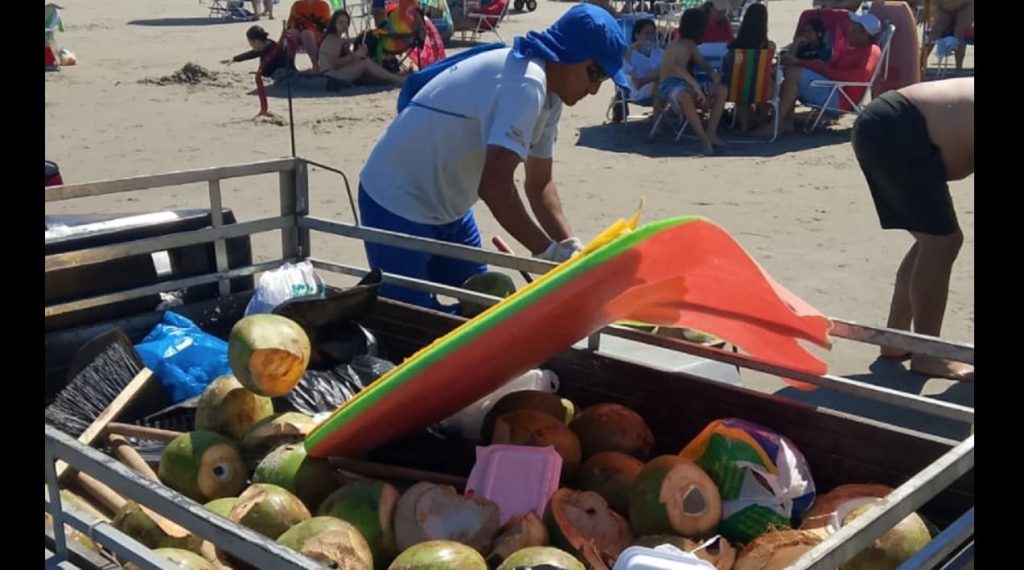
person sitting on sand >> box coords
[767,12,880,134]
[699,0,735,44]
[222,25,295,81]
[285,0,332,72]
[727,2,776,131]
[851,77,974,382]
[319,10,406,87]
[659,8,729,154]
[791,18,831,63]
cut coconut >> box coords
[734,529,827,570]
[393,482,500,555]
[628,455,721,538]
[481,390,576,442]
[800,484,893,532]
[252,443,337,511]
[204,498,238,519]
[229,314,311,397]
[243,412,319,448]
[228,484,312,540]
[318,479,400,570]
[578,452,644,516]
[491,409,582,481]
[488,512,550,567]
[545,488,633,570]
[112,502,202,553]
[277,516,373,570]
[388,540,488,570]
[195,375,274,441]
[496,546,584,570]
[569,403,655,461]
[835,503,930,570]
[158,431,247,503]
[124,548,215,570]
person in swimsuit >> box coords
[851,77,974,382]
[222,25,295,81]
[318,10,406,87]
[285,0,332,72]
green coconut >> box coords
[243,412,319,448]
[840,504,931,570]
[578,452,644,515]
[496,546,585,570]
[253,443,337,511]
[277,516,374,570]
[318,479,400,570]
[158,431,247,503]
[388,540,488,570]
[628,455,722,538]
[569,403,655,461]
[227,484,312,540]
[195,375,274,441]
[204,498,238,519]
[481,390,576,442]
[544,489,633,570]
[228,314,311,397]
[124,548,215,570]
[488,512,550,567]
[491,409,582,482]
[112,501,202,553]
[393,482,500,555]
[460,271,517,317]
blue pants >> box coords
[359,184,487,312]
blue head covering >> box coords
[512,4,630,91]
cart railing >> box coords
[44,158,975,569]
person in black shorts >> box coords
[851,77,974,381]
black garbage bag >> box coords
[278,355,397,415]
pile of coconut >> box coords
[61,313,934,570]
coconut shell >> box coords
[124,548,215,570]
[569,403,655,461]
[388,540,488,570]
[195,375,274,441]
[491,409,582,481]
[228,314,311,397]
[393,482,500,555]
[252,443,337,511]
[228,484,312,540]
[481,390,575,442]
[496,546,584,570]
[578,452,644,515]
[112,501,203,553]
[204,498,238,519]
[800,484,893,530]
[277,516,373,570]
[628,455,722,538]
[734,529,827,570]
[318,479,400,570]
[545,488,633,570]
[835,503,931,570]
[158,431,247,503]
[488,512,550,566]
[243,412,319,448]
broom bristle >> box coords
[44,339,144,438]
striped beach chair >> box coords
[720,47,779,141]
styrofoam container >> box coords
[465,444,562,524]
[613,546,718,570]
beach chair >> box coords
[802,23,894,132]
[458,0,510,43]
[208,0,255,20]
[720,47,779,141]
[934,24,973,78]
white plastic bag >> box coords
[436,369,560,441]
[244,261,325,316]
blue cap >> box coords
[513,4,630,91]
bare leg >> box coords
[264,0,274,18]
[301,30,319,72]
[906,230,973,381]
[954,43,966,71]
[757,66,799,135]
[250,0,260,18]
[879,242,918,359]
[675,91,713,154]
[707,83,728,146]
[359,60,406,86]
[325,60,406,86]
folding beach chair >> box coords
[457,0,510,43]
[720,47,779,141]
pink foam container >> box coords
[464,444,562,524]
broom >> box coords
[44,328,156,479]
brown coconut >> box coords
[194,375,274,441]
[569,403,655,461]
[481,390,576,441]
[491,409,582,481]
[243,412,319,448]
[544,488,633,570]
[578,452,644,515]
[734,529,827,570]
[393,482,500,555]
[488,512,550,566]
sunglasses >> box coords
[587,64,609,83]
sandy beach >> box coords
[45,0,974,433]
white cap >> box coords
[849,12,882,36]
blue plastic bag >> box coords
[135,311,233,403]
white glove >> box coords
[535,237,583,263]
